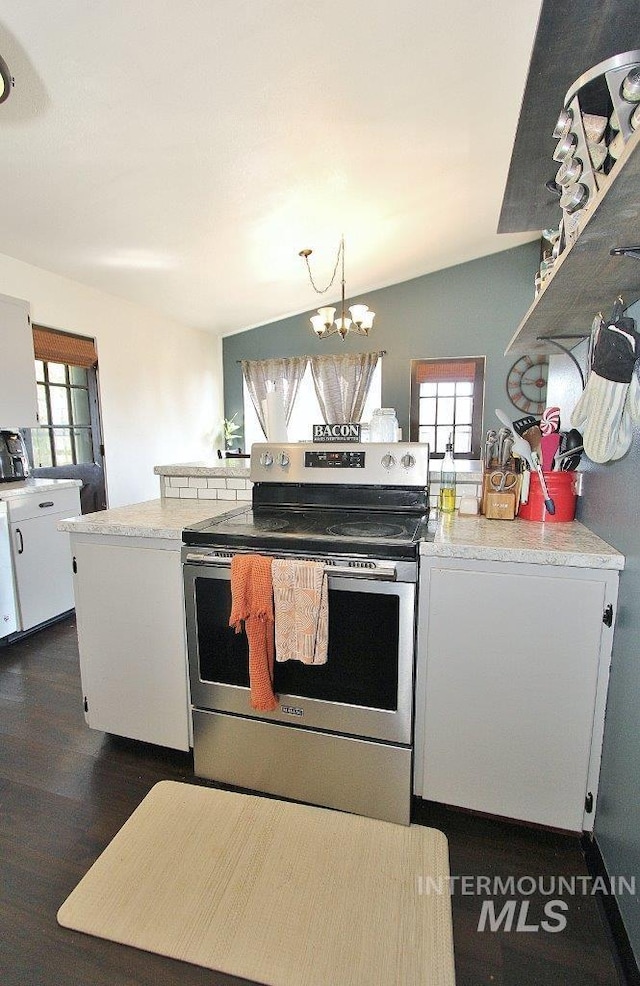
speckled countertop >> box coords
[154,460,250,479]
[0,478,82,498]
[58,494,624,568]
[422,514,624,570]
[58,498,243,540]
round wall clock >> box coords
[506,354,549,415]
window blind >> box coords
[32,325,98,368]
[413,359,478,384]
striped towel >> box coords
[272,559,328,665]
[229,554,278,711]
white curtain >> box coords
[310,352,381,423]
[241,357,308,438]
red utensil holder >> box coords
[518,471,578,522]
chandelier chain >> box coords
[302,238,343,295]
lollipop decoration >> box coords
[540,406,561,435]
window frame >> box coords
[409,356,485,459]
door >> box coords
[22,352,106,513]
[11,511,75,631]
[73,539,190,750]
[417,564,606,831]
[184,561,416,744]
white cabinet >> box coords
[6,485,80,632]
[414,556,619,832]
[0,293,38,427]
[71,535,190,751]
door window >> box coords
[31,361,96,467]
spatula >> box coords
[495,409,534,468]
[541,432,560,471]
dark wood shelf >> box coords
[505,127,640,354]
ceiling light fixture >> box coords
[0,54,13,105]
[299,235,375,340]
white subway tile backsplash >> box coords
[165,486,181,498]
[197,489,220,499]
[226,478,248,489]
[216,489,237,500]
[170,476,185,487]
[207,478,227,489]
[179,487,198,499]
[236,490,252,501]
[188,477,208,489]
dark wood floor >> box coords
[0,616,628,985]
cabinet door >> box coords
[0,293,38,427]
[72,540,190,751]
[11,512,75,631]
[419,566,606,831]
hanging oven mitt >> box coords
[571,314,640,462]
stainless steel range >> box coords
[182,441,430,825]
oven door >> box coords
[183,557,416,745]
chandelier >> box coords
[298,235,375,340]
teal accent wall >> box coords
[222,241,540,445]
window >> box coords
[30,360,96,467]
[243,361,382,449]
[409,357,485,458]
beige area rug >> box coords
[57,781,456,986]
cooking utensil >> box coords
[495,409,535,469]
[541,432,560,471]
[512,414,539,437]
[522,424,542,458]
[531,450,556,515]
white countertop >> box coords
[58,498,242,540]
[422,513,624,570]
[0,478,82,498]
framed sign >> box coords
[312,423,361,442]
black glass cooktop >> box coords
[183,507,429,559]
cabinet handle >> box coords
[16,528,24,554]
[38,501,55,509]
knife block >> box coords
[484,490,516,520]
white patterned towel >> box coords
[272,559,328,665]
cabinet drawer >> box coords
[5,487,80,523]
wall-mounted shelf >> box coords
[505,126,640,355]
[499,0,640,234]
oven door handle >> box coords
[183,554,398,581]
[328,566,397,581]
[184,552,233,565]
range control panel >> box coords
[250,442,430,487]
[305,450,365,469]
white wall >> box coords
[0,252,223,507]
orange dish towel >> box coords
[229,554,278,712]
[272,558,328,665]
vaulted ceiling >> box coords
[0,1,541,335]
